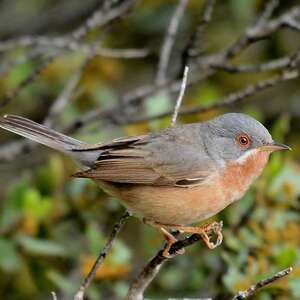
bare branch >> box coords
[224,5,300,59]
[0,0,144,109]
[123,69,299,124]
[156,0,188,85]
[210,56,291,73]
[73,211,131,300]
[0,48,43,76]
[232,267,293,300]
[171,66,189,127]
[43,56,91,127]
[71,0,137,40]
[254,0,280,28]
[202,0,216,23]
[180,0,216,75]
[0,36,149,58]
[125,221,223,300]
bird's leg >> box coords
[164,221,223,249]
[143,219,185,257]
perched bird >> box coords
[0,113,290,256]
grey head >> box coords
[202,113,290,162]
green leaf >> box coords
[289,278,300,298]
[47,269,78,293]
[145,93,172,130]
[23,188,53,219]
[0,238,22,272]
[0,178,29,229]
[239,227,262,248]
[271,115,290,142]
[268,162,300,199]
[110,239,132,264]
[194,82,221,105]
[273,246,297,268]
[223,266,244,291]
[7,61,34,88]
[16,235,67,257]
[86,221,105,256]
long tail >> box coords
[0,114,85,152]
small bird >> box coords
[0,113,290,256]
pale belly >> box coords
[96,149,270,225]
[97,176,247,225]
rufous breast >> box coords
[218,148,270,204]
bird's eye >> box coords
[236,134,251,148]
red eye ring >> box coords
[236,133,251,148]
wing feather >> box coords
[73,126,216,187]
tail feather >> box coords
[0,114,84,152]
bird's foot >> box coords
[165,221,223,250]
[144,219,223,256]
[200,221,223,249]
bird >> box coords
[0,113,290,256]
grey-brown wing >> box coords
[73,126,216,187]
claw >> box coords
[201,221,223,249]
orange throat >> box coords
[220,148,271,203]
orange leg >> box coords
[144,219,185,257]
[145,219,223,257]
[164,221,223,249]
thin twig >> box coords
[156,0,188,85]
[51,291,58,300]
[71,0,136,40]
[0,36,148,58]
[254,0,280,28]
[43,56,91,127]
[209,56,291,73]
[224,5,300,59]
[73,211,131,300]
[232,267,293,300]
[181,0,216,64]
[125,222,223,300]
[171,66,189,127]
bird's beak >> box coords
[260,142,292,152]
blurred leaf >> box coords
[194,82,221,105]
[47,269,78,293]
[223,266,244,291]
[37,155,65,193]
[269,162,300,199]
[273,246,297,268]
[113,281,129,299]
[7,61,34,87]
[145,93,171,130]
[0,238,22,272]
[0,177,29,229]
[82,255,131,280]
[145,93,171,116]
[23,187,53,220]
[239,227,262,248]
[160,265,183,289]
[86,221,105,256]
[289,278,300,298]
[16,235,67,257]
[110,239,132,264]
[271,114,290,142]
